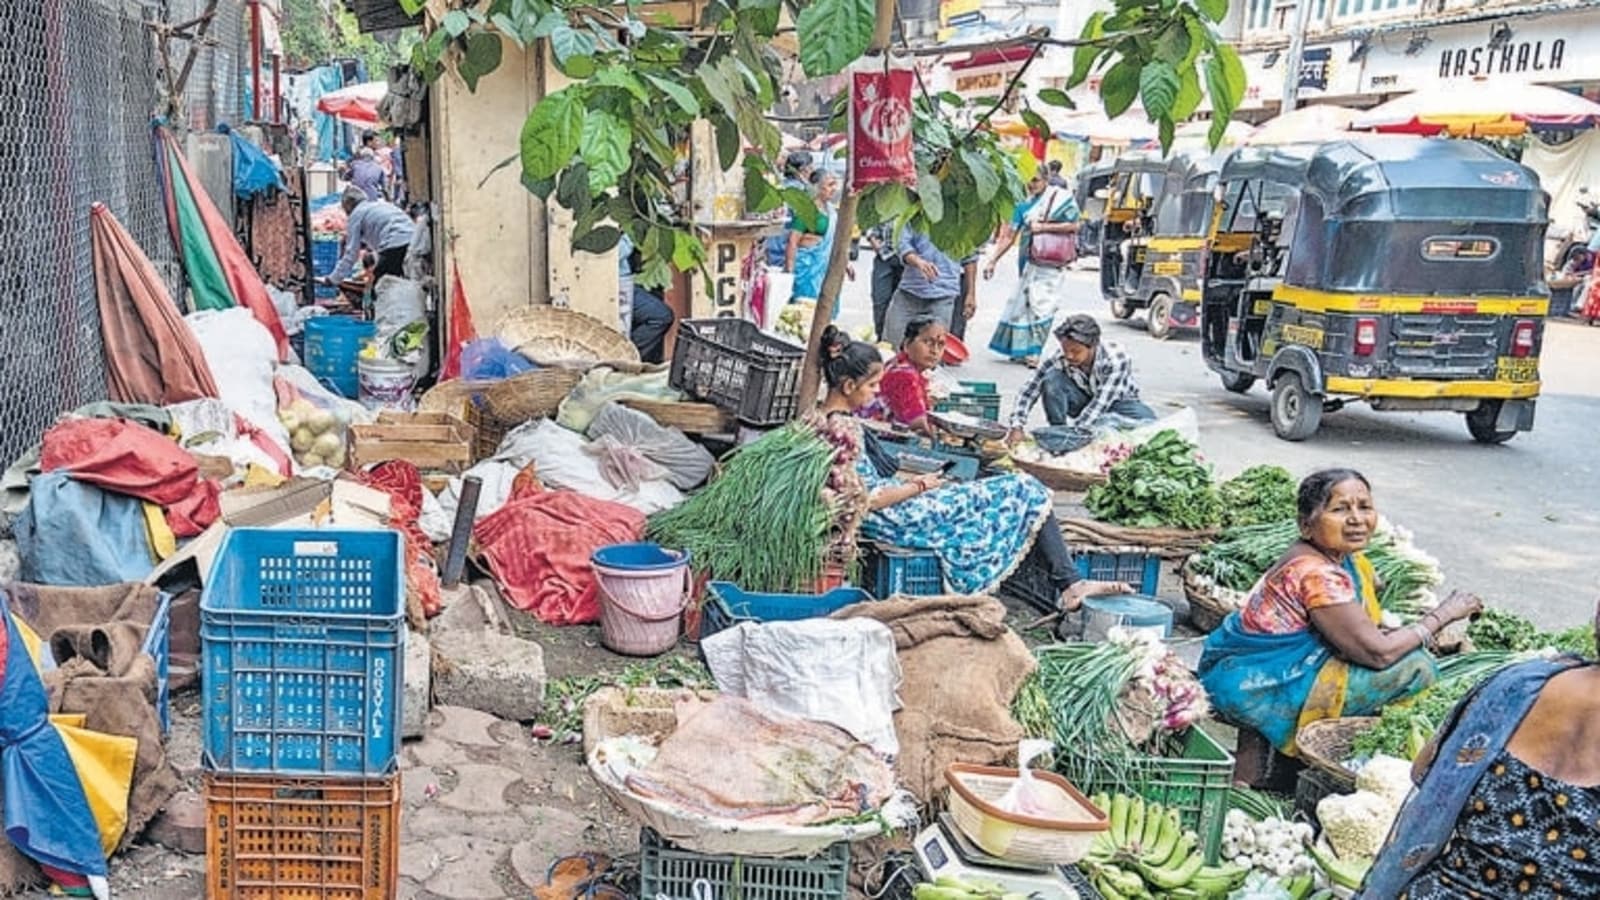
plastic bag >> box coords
[997,739,1056,818]
[554,366,679,433]
[460,338,536,382]
[274,374,354,470]
[186,307,288,454]
[372,275,430,377]
[490,419,683,515]
[587,402,715,490]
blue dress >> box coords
[836,420,1053,594]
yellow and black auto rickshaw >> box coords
[1073,159,1114,262]
[1103,150,1219,339]
[1099,152,1163,324]
[1200,137,1549,443]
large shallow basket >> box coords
[496,306,639,366]
[1294,717,1377,791]
[1181,562,1247,633]
[1011,456,1108,492]
[944,764,1108,866]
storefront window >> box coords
[1246,0,1329,35]
[1335,0,1419,23]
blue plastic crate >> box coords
[140,593,172,735]
[201,528,405,777]
[310,237,341,277]
[862,544,944,598]
[1076,551,1163,596]
[700,582,874,644]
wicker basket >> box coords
[1294,717,1377,791]
[1181,562,1247,633]
[496,306,640,366]
[944,764,1108,866]
[619,398,734,434]
[1011,456,1109,492]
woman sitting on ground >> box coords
[1365,601,1600,898]
[1198,468,1481,754]
[813,325,1127,609]
[862,315,947,438]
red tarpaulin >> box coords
[315,81,387,126]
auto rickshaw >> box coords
[1099,152,1165,317]
[1200,137,1549,443]
[1104,150,1220,339]
[1074,160,1114,261]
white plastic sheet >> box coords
[587,402,715,490]
[186,307,289,454]
[701,617,903,758]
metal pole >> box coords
[249,0,262,121]
[441,476,483,588]
[1280,0,1316,114]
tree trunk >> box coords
[796,2,898,409]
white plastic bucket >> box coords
[358,357,415,412]
[592,543,690,657]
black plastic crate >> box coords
[669,318,805,426]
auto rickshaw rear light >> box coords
[1354,318,1378,356]
[1511,320,1536,357]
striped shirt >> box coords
[1010,340,1141,429]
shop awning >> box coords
[1352,79,1600,135]
[315,81,387,127]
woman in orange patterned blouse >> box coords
[1199,469,1482,753]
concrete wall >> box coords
[431,36,619,334]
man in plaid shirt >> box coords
[1007,314,1156,445]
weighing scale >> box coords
[913,814,1096,900]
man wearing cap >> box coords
[1006,314,1156,445]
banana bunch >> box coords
[910,875,1031,900]
[1084,793,1249,900]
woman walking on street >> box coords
[985,172,1081,365]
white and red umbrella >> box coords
[316,81,388,126]
[1245,105,1358,145]
[1352,79,1600,136]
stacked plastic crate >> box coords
[200,528,406,900]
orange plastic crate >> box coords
[205,772,401,900]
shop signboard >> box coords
[1360,11,1600,94]
[1219,43,1362,111]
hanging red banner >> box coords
[849,58,917,189]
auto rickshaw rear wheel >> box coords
[1220,371,1256,394]
[1465,401,1517,445]
[1109,296,1134,319]
[1146,294,1174,340]
[1270,373,1322,441]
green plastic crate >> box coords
[1072,727,1234,865]
[638,828,850,900]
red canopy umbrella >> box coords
[315,81,388,126]
[1352,79,1600,136]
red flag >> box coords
[439,262,478,381]
[849,59,916,190]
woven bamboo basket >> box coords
[478,365,586,424]
[1011,456,1108,492]
[619,398,734,434]
[495,306,640,366]
[1294,717,1377,791]
[1181,562,1247,633]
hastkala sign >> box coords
[1439,38,1565,79]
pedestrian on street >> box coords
[865,223,903,342]
[984,172,1080,366]
[765,151,815,270]
[323,186,416,284]
[884,228,975,346]
[348,147,387,202]
[1006,314,1154,444]
[785,170,849,307]
[1047,159,1070,190]
[617,234,675,364]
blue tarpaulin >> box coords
[14,473,153,587]
[222,126,286,200]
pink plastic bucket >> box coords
[592,543,691,657]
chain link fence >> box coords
[0,0,245,470]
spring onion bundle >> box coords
[646,423,839,592]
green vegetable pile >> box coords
[1187,518,1443,619]
[1466,607,1540,652]
[647,424,839,592]
[1218,465,1298,528]
[1348,669,1480,761]
[1086,430,1222,530]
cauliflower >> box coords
[1356,754,1415,807]
[1317,789,1397,860]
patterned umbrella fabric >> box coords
[1353,79,1600,136]
[315,81,387,126]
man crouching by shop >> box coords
[1006,314,1156,447]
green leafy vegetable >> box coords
[1218,465,1297,528]
[1466,607,1540,652]
[1085,430,1221,530]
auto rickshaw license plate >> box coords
[1495,357,1538,382]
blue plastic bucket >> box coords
[591,543,690,572]
[1083,594,1174,642]
[304,316,376,399]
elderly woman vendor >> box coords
[1198,469,1481,754]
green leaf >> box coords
[1183,14,1212,68]
[573,226,622,254]
[712,115,740,170]
[1037,87,1075,109]
[671,230,705,271]
[698,60,740,117]
[917,171,944,224]
[550,25,596,76]
[594,66,648,102]
[400,0,427,15]
[1154,22,1192,63]
[442,10,470,36]
[1139,61,1181,120]
[1020,109,1051,138]
[459,31,504,92]
[1205,44,1247,122]
[580,110,631,192]
[1100,59,1140,118]
[490,13,523,47]
[795,0,874,78]
[645,73,701,116]
[1208,115,1231,150]
[782,188,822,232]
[962,148,1000,203]
[1172,64,1204,121]
[556,162,592,215]
[744,165,782,213]
[519,89,583,181]
[1197,0,1230,24]
[1070,11,1107,88]
[1159,117,1176,153]
[530,11,567,38]
[521,173,556,200]
[938,91,965,107]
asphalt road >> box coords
[832,259,1600,628]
